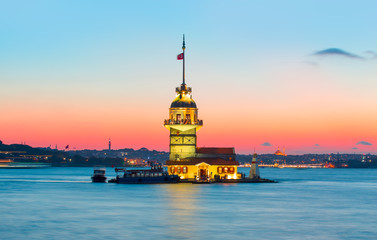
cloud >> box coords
[313,48,363,59]
[365,51,377,59]
[261,142,272,147]
[314,144,320,147]
[356,141,372,146]
[352,147,358,150]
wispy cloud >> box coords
[314,144,320,147]
[352,147,358,150]
[261,142,272,147]
[313,48,363,59]
[356,141,372,146]
[365,51,377,59]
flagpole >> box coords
[182,34,186,85]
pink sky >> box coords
[1,1,376,154]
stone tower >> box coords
[163,35,203,160]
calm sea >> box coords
[1,167,377,240]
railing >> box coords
[176,87,192,93]
[164,119,203,126]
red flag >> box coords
[177,53,184,60]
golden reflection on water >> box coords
[161,184,202,238]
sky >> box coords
[1,0,376,154]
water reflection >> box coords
[162,184,202,239]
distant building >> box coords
[274,146,287,156]
[126,158,145,166]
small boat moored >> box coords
[91,166,107,183]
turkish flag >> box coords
[177,53,184,60]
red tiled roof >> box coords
[196,147,235,155]
[166,158,239,166]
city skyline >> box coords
[1,1,376,154]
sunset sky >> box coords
[1,0,376,154]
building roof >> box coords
[166,158,239,166]
[170,93,197,108]
[196,147,235,155]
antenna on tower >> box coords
[182,34,186,85]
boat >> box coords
[91,166,107,183]
[110,165,180,184]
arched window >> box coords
[229,167,235,174]
[218,167,223,174]
[170,167,175,173]
[183,166,187,174]
[177,166,181,174]
[224,167,228,173]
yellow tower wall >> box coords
[169,128,196,160]
[169,107,198,123]
[168,164,240,180]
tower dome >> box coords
[170,85,197,108]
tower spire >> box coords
[182,34,186,85]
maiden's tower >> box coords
[164,36,240,182]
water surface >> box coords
[1,167,376,239]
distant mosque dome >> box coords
[275,149,283,155]
[274,147,287,156]
[170,93,197,108]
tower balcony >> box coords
[176,86,192,93]
[164,119,203,126]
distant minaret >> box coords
[249,151,260,179]
[108,138,111,151]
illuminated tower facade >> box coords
[164,36,203,160]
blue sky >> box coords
[1,0,376,154]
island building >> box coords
[164,36,240,182]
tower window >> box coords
[185,114,191,124]
[176,114,181,122]
[183,166,187,173]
